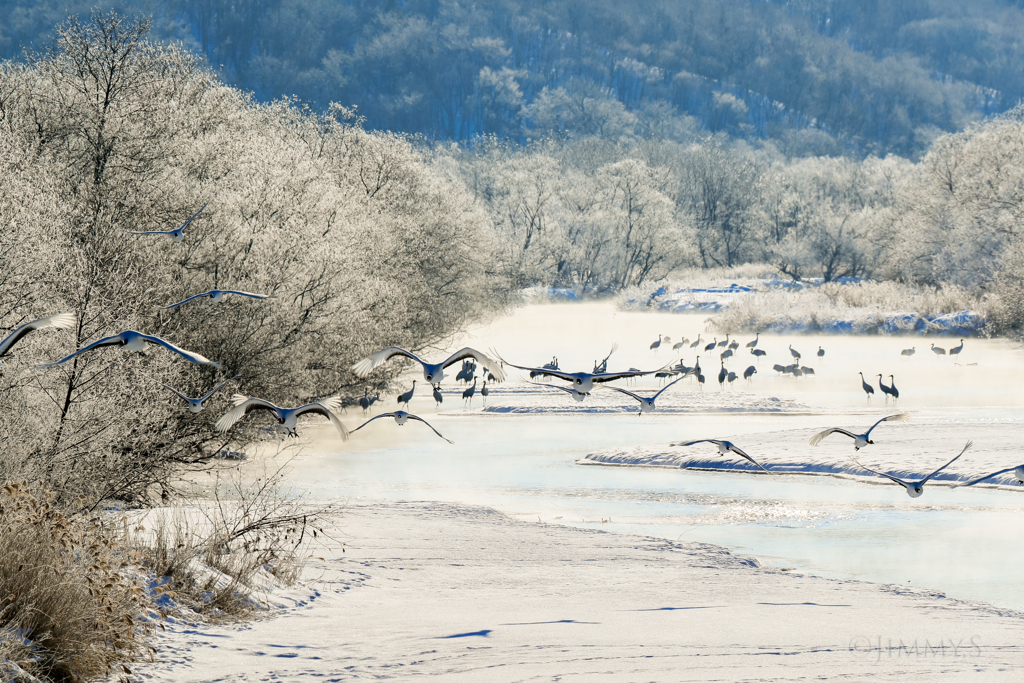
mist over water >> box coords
[286,302,1024,610]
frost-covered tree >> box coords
[0,11,499,507]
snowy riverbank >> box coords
[131,500,1024,681]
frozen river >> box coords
[282,302,1024,611]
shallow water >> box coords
[282,301,1024,611]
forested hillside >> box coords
[2,0,1023,156]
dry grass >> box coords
[129,461,332,619]
[0,484,151,683]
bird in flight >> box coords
[0,313,76,365]
[165,290,269,309]
[351,410,453,443]
[854,441,972,498]
[496,353,663,393]
[603,375,686,414]
[352,347,504,384]
[671,439,771,473]
[216,394,348,440]
[123,202,209,243]
[36,330,221,369]
[157,376,237,413]
[808,413,910,450]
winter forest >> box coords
[2,1,1024,497]
[2,3,1024,679]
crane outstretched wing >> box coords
[35,333,128,368]
[921,441,972,485]
[165,292,210,309]
[352,347,425,378]
[199,376,238,402]
[293,402,350,441]
[351,412,398,434]
[957,467,1018,488]
[219,290,269,300]
[442,347,506,382]
[159,383,191,402]
[140,333,222,368]
[602,384,642,402]
[0,313,76,358]
[853,459,909,487]
[178,201,209,231]
[808,428,858,446]
[724,442,771,473]
[123,229,175,236]
[652,375,687,399]
[864,413,910,438]
[216,397,280,433]
[407,414,454,443]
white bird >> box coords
[123,202,208,243]
[351,410,453,443]
[165,290,270,309]
[0,313,76,365]
[158,376,236,413]
[496,354,661,393]
[36,330,221,369]
[216,394,348,440]
[717,334,730,348]
[670,439,771,473]
[745,333,759,348]
[931,343,946,357]
[532,382,589,402]
[809,413,910,450]
[603,375,686,414]
[956,465,1024,488]
[352,346,504,384]
[855,441,972,498]
[690,335,702,349]
[650,335,663,352]
[901,347,915,357]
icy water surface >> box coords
[283,302,1024,610]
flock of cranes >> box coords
[2,204,472,448]
[3,298,1018,496]
[1,203,1015,499]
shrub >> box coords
[0,484,151,682]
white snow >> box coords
[133,501,1024,681]
[124,300,1024,680]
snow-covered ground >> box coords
[135,501,1024,682]
[132,299,1024,680]
[621,276,987,336]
